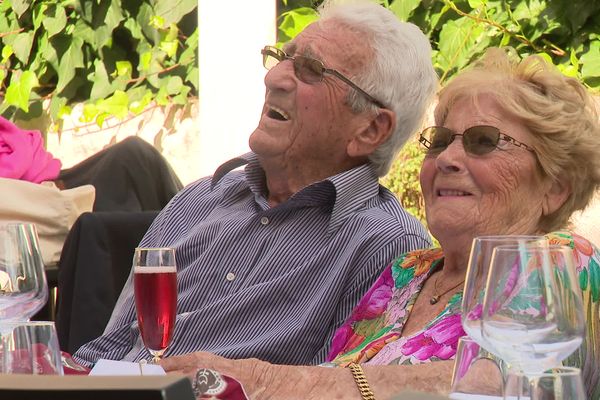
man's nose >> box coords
[264,60,297,92]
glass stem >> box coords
[528,376,540,400]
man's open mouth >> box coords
[266,106,290,121]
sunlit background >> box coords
[197,1,276,177]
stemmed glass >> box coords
[462,236,547,351]
[0,223,48,321]
[481,245,585,398]
[133,247,177,363]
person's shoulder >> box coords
[361,186,428,233]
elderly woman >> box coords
[162,48,600,399]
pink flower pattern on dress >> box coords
[400,313,465,361]
[329,230,599,393]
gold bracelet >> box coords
[348,362,376,400]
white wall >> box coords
[197,1,276,178]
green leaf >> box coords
[139,51,152,72]
[171,85,190,105]
[278,8,318,41]
[42,4,67,38]
[154,0,197,25]
[5,71,39,112]
[11,0,29,18]
[89,1,125,49]
[32,3,48,30]
[165,76,183,95]
[57,104,71,119]
[185,66,198,91]
[389,0,420,21]
[159,40,178,58]
[468,0,486,8]
[81,103,99,123]
[557,64,578,78]
[72,19,96,46]
[89,60,112,100]
[165,23,179,42]
[96,90,129,119]
[56,37,85,94]
[437,16,488,74]
[95,112,110,128]
[150,15,166,30]
[129,90,153,114]
[581,41,600,79]
[2,45,13,63]
[114,61,133,78]
[123,17,145,41]
[138,3,161,45]
[12,31,35,64]
[155,85,170,106]
[179,28,198,65]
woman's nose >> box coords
[434,136,467,173]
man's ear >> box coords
[347,109,396,158]
[542,174,571,216]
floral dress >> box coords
[327,231,600,399]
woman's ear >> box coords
[347,109,396,158]
[542,174,571,216]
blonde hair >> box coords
[435,47,600,232]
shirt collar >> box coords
[211,153,381,234]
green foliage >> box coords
[0,0,198,129]
[380,140,426,222]
[277,0,600,228]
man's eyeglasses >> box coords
[261,45,385,108]
[419,125,536,156]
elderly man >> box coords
[74,0,437,367]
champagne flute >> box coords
[482,245,584,397]
[0,223,48,321]
[133,247,177,363]
[462,236,547,351]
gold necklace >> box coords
[429,273,465,305]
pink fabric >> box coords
[0,116,61,183]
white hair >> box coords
[318,0,438,176]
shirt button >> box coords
[226,272,236,281]
[260,216,269,225]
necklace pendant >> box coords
[429,295,439,305]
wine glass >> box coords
[133,247,177,363]
[504,367,585,399]
[0,223,48,321]
[481,245,584,397]
[0,321,63,375]
[462,236,547,351]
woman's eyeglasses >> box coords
[261,45,385,108]
[419,125,536,156]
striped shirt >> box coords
[74,152,431,367]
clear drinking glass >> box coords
[133,247,177,363]
[450,336,505,398]
[481,245,584,376]
[0,223,48,320]
[462,236,547,351]
[0,321,63,375]
[504,367,586,400]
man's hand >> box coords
[160,351,272,397]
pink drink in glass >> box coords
[134,266,177,356]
